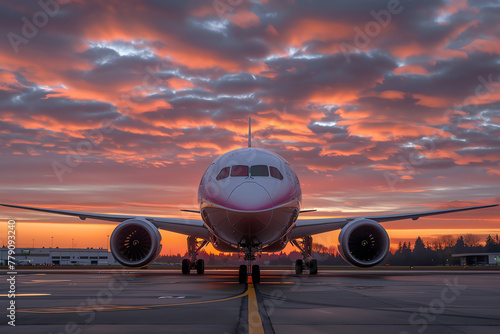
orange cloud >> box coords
[229,11,261,29]
[462,39,500,54]
[393,64,429,75]
[284,18,353,48]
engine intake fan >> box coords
[110,218,162,267]
[338,219,390,267]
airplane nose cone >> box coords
[227,182,273,235]
[227,182,271,211]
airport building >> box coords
[452,252,500,266]
[0,247,118,266]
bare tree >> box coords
[313,243,328,253]
[438,235,455,249]
[463,234,481,248]
[327,245,337,255]
[431,238,443,251]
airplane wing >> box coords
[290,204,498,239]
[1,204,211,239]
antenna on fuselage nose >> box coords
[248,116,251,148]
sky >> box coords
[0,0,499,255]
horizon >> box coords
[3,231,499,257]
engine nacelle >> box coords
[338,219,390,267]
[110,218,162,267]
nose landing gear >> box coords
[239,265,247,283]
[238,264,261,284]
[251,264,260,283]
[238,242,262,283]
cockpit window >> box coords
[270,166,284,180]
[251,165,269,177]
[216,167,230,180]
[231,165,249,177]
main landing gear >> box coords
[292,235,318,275]
[182,236,208,275]
[181,258,205,275]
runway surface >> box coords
[1,268,500,334]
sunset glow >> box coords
[0,0,499,255]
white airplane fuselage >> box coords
[198,147,302,253]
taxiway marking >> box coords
[247,283,265,334]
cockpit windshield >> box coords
[216,165,283,180]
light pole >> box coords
[72,238,74,249]
[32,239,34,248]
[51,236,53,248]
[106,235,109,251]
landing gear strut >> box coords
[182,236,208,275]
[292,235,318,275]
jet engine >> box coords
[110,218,162,267]
[338,219,390,267]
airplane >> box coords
[2,118,498,283]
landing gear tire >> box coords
[239,265,248,284]
[309,259,318,275]
[196,259,205,275]
[182,259,191,274]
[295,259,303,275]
[251,265,260,284]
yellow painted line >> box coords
[247,284,265,334]
[0,294,50,297]
[24,280,71,284]
[19,288,250,314]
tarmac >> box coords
[1,268,500,334]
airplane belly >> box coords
[227,210,272,235]
[201,202,299,248]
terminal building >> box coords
[452,253,500,266]
[0,247,119,266]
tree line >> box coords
[154,234,500,266]
[388,234,500,266]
